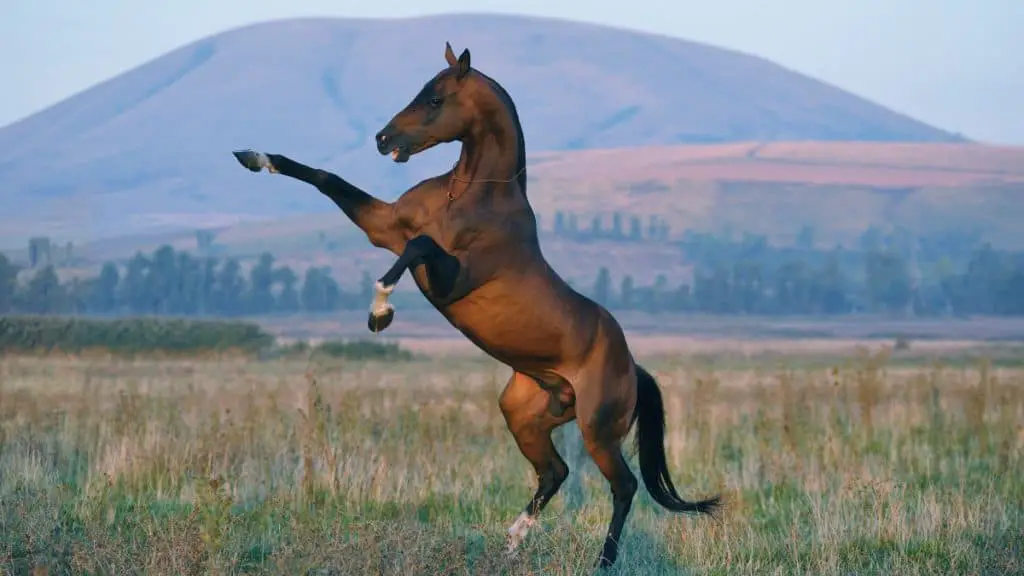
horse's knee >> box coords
[497,384,517,420]
[498,373,534,419]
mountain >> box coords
[0,13,966,245]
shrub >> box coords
[313,338,416,361]
[0,315,274,355]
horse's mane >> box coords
[473,70,528,195]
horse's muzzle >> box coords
[375,125,398,155]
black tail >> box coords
[633,364,721,516]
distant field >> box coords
[524,141,1024,250]
[2,351,1020,574]
[528,141,1024,188]
[256,311,1024,359]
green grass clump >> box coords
[0,315,273,356]
[313,338,416,361]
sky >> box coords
[3,0,1022,145]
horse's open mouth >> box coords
[390,147,411,163]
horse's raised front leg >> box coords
[232,150,403,253]
[368,234,461,332]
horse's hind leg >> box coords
[582,433,637,568]
[576,373,639,568]
[499,372,576,553]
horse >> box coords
[231,41,719,569]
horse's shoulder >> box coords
[392,174,450,230]
[395,174,448,204]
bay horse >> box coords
[232,42,719,569]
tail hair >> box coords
[633,364,721,516]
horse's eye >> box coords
[429,96,443,108]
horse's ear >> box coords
[444,42,458,66]
[457,48,471,79]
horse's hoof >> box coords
[367,281,395,333]
[505,512,535,556]
[504,540,520,559]
[232,150,274,173]
[367,308,394,333]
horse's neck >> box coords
[450,79,528,205]
[444,147,530,222]
[457,131,518,177]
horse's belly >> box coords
[440,284,576,367]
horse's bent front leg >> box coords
[232,150,403,253]
[368,235,461,332]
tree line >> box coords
[1,224,1022,317]
[603,225,1024,316]
[0,247,375,316]
[551,210,671,243]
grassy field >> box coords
[1,348,1022,575]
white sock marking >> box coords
[506,512,536,553]
[369,280,395,318]
[255,151,278,173]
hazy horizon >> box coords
[4,0,1022,146]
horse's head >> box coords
[375,42,482,163]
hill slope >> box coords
[0,14,963,244]
[15,141,1023,281]
[524,141,1024,249]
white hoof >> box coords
[369,281,395,318]
[506,512,536,554]
[257,151,277,173]
[232,149,277,173]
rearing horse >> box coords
[232,42,719,569]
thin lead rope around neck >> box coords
[446,160,527,204]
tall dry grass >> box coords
[1,349,1021,575]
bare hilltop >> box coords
[2,13,995,250]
